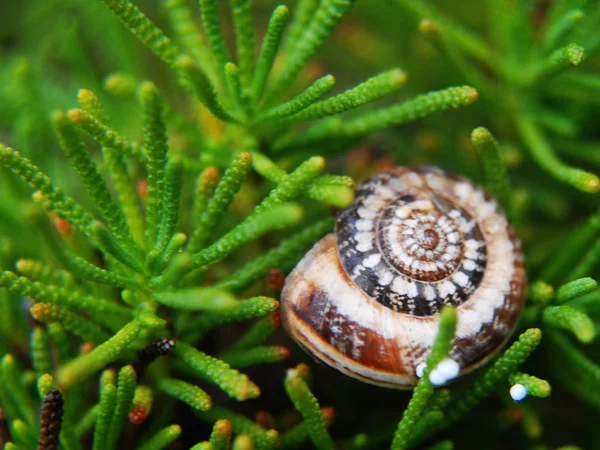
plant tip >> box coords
[471,126,492,144]
[67,108,84,123]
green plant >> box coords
[0,0,599,449]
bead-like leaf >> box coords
[516,114,599,193]
[252,6,289,101]
[198,0,230,82]
[69,109,143,161]
[471,127,512,214]
[231,0,256,90]
[93,371,117,450]
[279,0,318,61]
[543,305,595,343]
[157,378,212,411]
[149,157,183,266]
[0,145,92,234]
[220,345,289,368]
[177,56,238,123]
[210,419,233,450]
[138,425,182,450]
[268,0,357,101]
[0,271,131,324]
[30,327,52,377]
[535,43,586,82]
[97,0,180,65]
[279,69,407,123]
[182,297,279,343]
[58,320,142,387]
[175,342,260,400]
[163,0,214,77]
[140,82,169,246]
[188,152,253,253]
[191,203,304,269]
[508,373,551,398]
[556,277,598,302]
[56,111,141,255]
[129,385,153,424]
[285,365,334,450]
[258,75,335,122]
[275,86,479,150]
[199,407,279,449]
[1,355,37,425]
[106,365,137,450]
[156,287,237,311]
[191,167,220,233]
[15,259,74,289]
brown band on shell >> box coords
[290,279,408,375]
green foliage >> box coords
[392,307,457,449]
[1,0,600,448]
[284,365,334,450]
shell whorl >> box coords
[337,167,488,316]
[281,166,527,388]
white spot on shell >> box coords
[376,186,396,199]
[424,285,436,301]
[388,177,407,192]
[455,182,473,201]
[356,241,373,252]
[363,253,381,268]
[438,280,457,298]
[356,219,374,231]
[357,207,376,219]
[378,268,394,286]
[355,232,374,252]
[463,259,477,271]
[447,232,460,243]
[395,206,412,219]
[453,272,469,287]
[363,195,386,209]
[465,239,480,249]
[477,201,497,219]
[412,200,434,211]
[465,250,479,260]
[401,172,423,187]
[484,217,504,233]
[407,282,418,298]
[356,232,374,243]
[392,277,409,295]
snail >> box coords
[280,166,527,388]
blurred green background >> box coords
[2,1,600,448]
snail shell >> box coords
[281,166,527,388]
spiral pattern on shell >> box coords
[281,166,527,388]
